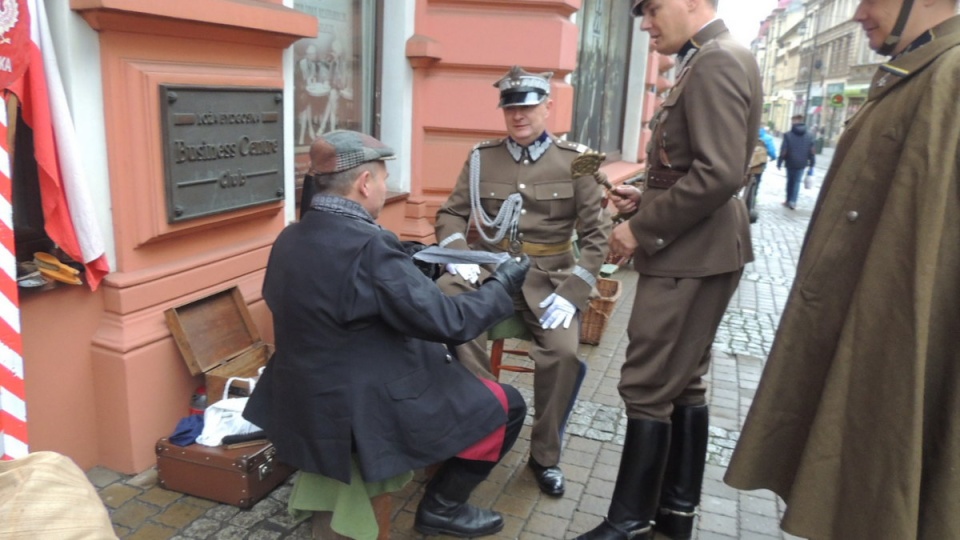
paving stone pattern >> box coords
[91,148,831,539]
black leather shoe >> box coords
[574,518,652,540]
[528,458,565,496]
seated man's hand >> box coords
[446,263,481,284]
[484,255,530,296]
[538,293,577,330]
[610,185,641,214]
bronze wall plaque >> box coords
[161,86,284,222]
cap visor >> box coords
[499,91,547,108]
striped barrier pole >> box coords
[0,98,28,460]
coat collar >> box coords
[692,18,729,47]
[675,20,730,75]
[869,15,960,101]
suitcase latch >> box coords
[258,456,274,480]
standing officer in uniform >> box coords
[576,1,761,539]
[435,66,612,497]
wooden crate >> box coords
[165,287,271,404]
[579,278,622,345]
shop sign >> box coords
[160,86,284,223]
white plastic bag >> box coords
[195,377,261,447]
[804,169,815,189]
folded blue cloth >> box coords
[169,414,204,446]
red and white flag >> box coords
[5,0,109,290]
[0,0,111,459]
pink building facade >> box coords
[7,0,665,473]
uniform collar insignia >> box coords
[506,132,552,163]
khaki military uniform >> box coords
[435,134,612,467]
[621,20,761,421]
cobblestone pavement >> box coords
[90,149,831,539]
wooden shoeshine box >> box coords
[165,287,272,404]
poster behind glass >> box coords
[292,0,375,183]
[572,0,631,155]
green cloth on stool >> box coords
[288,457,412,540]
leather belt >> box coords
[495,238,573,256]
[645,168,687,189]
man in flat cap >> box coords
[576,1,761,539]
[435,66,612,498]
[726,2,960,539]
[244,130,532,538]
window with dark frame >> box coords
[291,0,380,216]
[571,0,633,159]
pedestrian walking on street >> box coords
[777,114,815,210]
[576,0,761,538]
[744,126,778,223]
[725,1,960,539]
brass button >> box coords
[444,354,453,363]
[521,209,527,215]
[847,211,859,222]
[519,183,526,189]
[655,238,665,247]
[518,232,524,239]
[553,192,559,197]
[489,192,495,196]
[523,159,530,165]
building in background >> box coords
[753,0,888,147]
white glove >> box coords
[445,263,480,284]
[538,293,577,330]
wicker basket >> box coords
[579,277,622,345]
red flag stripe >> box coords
[0,364,25,401]
[0,411,27,441]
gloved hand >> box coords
[445,263,480,284]
[484,255,530,296]
[538,293,577,330]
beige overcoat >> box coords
[725,16,960,540]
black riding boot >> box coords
[575,419,671,540]
[414,458,503,538]
[654,404,709,540]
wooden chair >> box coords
[488,312,534,379]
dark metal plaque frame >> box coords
[160,85,285,223]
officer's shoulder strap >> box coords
[473,138,505,151]
[554,138,590,154]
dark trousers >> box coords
[785,168,804,205]
[452,383,527,475]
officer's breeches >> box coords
[619,271,742,421]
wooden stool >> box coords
[488,313,534,379]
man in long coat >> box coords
[244,130,531,538]
[725,2,960,539]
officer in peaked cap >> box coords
[493,65,553,108]
[435,66,613,499]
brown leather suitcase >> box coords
[155,437,295,508]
